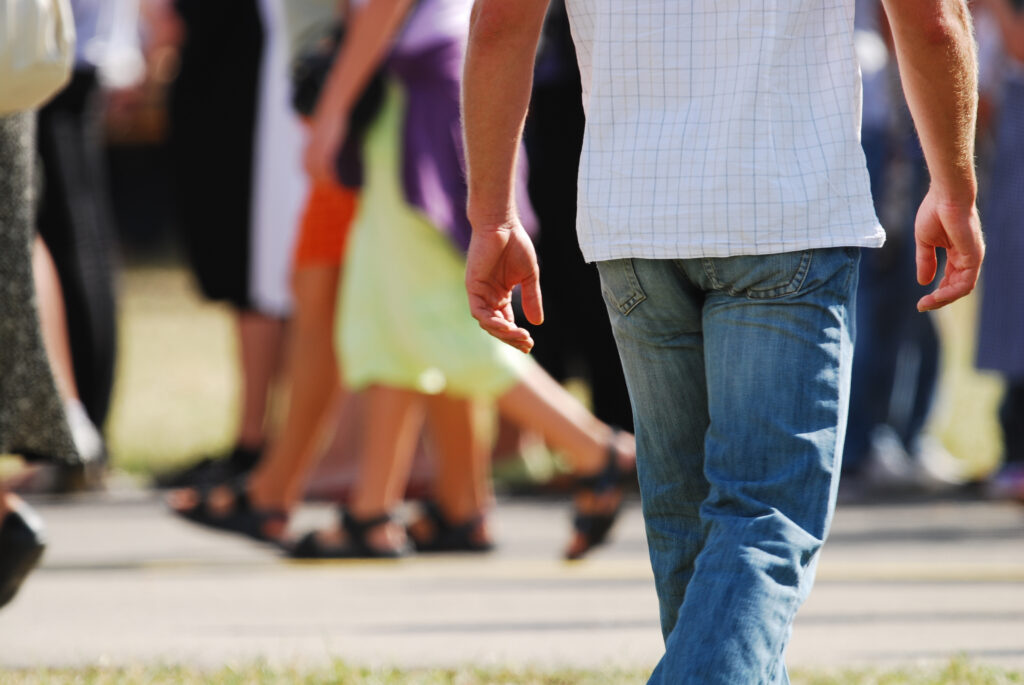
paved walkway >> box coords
[2,489,1023,672]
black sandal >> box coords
[567,434,632,560]
[407,501,494,553]
[170,477,287,544]
[290,509,408,559]
[0,504,46,609]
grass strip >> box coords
[6,658,1024,684]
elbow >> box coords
[916,0,973,46]
[469,0,527,45]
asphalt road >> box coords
[2,487,1023,673]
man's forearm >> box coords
[462,0,549,227]
[882,0,978,203]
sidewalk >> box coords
[2,488,1023,671]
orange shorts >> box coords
[292,182,359,268]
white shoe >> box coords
[912,436,968,488]
[862,425,919,491]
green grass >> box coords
[105,266,241,475]
[4,659,1024,684]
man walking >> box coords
[462,0,983,682]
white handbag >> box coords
[0,0,75,115]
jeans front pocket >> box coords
[701,250,813,299]
[597,258,647,316]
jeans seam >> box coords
[700,258,721,290]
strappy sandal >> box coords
[170,477,288,544]
[289,509,408,559]
[567,434,633,560]
[407,500,494,553]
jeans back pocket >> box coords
[700,250,813,299]
[598,258,647,316]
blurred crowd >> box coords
[1,0,1023,606]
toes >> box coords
[166,488,199,513]
[315,527,346,547]
[206,486,236,517]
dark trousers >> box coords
[36,68,119,427]
[524,81,633,432]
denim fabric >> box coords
[597,247,859,684]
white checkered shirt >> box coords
[564,0,885,262]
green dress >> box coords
[338,85,531,399]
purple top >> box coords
[338,33,536,254]
[388,39,537,253]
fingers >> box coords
[475,314,534,353]
[520,273,545,326]
[916,239,938,287]
[917,280,972,311]
[916,252,983,312]
[468,292,534,353]
[913,192,984,309]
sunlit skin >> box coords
[915,193,985,311]
[465,219,543,354]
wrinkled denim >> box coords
[597,247,859,684]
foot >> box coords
[290,510,408,559]
[566,429,636,561]
[407,501,493,553]
[166,478,288,543]
[153,444,263,490]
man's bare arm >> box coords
[881,0,985,310]
[462,0,550,351]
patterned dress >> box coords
[0,113,78,462]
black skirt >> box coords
[168,0,263,310]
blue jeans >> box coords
[596,247,859,684]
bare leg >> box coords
[497,362,634,475]
[498,363,636,558]
[428,394,491,520]
[31,236,104,478]
[32,236,76,401]
[160,311,286,491]
[313,385,426,551]
[171,266,345,535]
[236,311,287,449]
[248,266,347,518]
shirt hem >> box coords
[579,227,886,264]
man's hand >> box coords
[915,191,985,311]
[881,0,983,309]
[465,219,544,354]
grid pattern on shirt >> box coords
[564,0,884,262]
